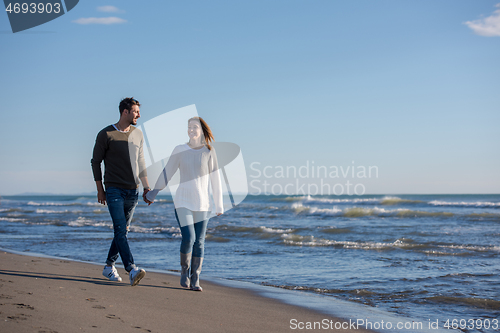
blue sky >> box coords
[1,0,499,195]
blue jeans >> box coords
[174,208,209,258]
[105,187,139,272]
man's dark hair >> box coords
[119,97,140,115]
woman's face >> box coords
[188,120,202,140]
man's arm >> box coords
[92,129,107,205]
[95,180,106,205]
[136,131,152,204]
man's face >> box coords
[125,105,141,125]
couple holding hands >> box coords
[91,97,223,291]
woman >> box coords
[146,117,224,291]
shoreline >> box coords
[0,248,456,333]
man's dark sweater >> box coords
[91,125,148,190]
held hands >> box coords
[143,189,153,205]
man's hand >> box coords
[143,189,153,205]
[97,189,106,205]
[95,181,106,205]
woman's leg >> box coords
[192,211,209,258]
[175,208,195,288]
[190,211,210,291]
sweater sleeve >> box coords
[91,129,108,181]
[138,134,148,179]
[146,146,181,202]
[209,148,224,214]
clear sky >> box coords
[1,0,499,195]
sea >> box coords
[0,194,499,332]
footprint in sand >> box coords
[7,313,31,321]
[105,314,125,323]
[15,303,34,310]
[38,329,58,333]
[92,305,106,309]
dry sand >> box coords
[0,251,372,333]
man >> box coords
[91,97,152,286]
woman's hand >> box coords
[143,189,153,206]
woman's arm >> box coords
[209,148,224,215]
[146,147,181,203]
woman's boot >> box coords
[180,252,192,288]
[190,257,203,291]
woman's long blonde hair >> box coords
[188,117,214,150]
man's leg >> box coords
[105,187,137,272]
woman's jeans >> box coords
[105,186,138,272]
[175,208,209,258]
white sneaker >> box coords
[102,265,122,282]
[129,267,146,286]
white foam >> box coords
[129,226,180,234]
[429,200,500,208]
[35,209,81,214]
[67,217,110,227]
[304,196,382,204]
[259,226,293,233]
[0,217,26,222]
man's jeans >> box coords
[105,186,138,272]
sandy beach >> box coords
[0,251,372,333]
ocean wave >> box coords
[285,195,423,206]
[260,282,403,300]
[35,209,82,214]
[305,196,380,204]
[67,217,111,227]
[282,196,310,202]
[438,244,500,253]
[426,296,500,310]
[290,203,457,219]
[27,201,102,207]
[321,227,352,234]
[429,200,500,208]
[212,225,295,238]
[0,208,23,213]
[281,234,416,249]
[465,212,500,221]
[0,217,27,222]
[380,197,424,205]
[280,234,499,255]
[129,226,180,234]
[291,202,342,215]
